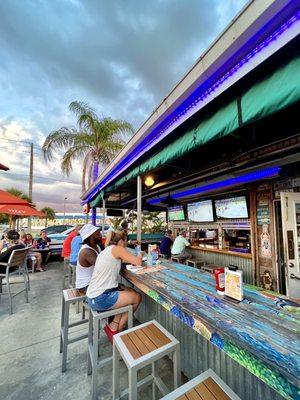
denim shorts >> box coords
[88,287,120,312]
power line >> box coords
[4,172,80,185]
[0,137,42,150]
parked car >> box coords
[42,225,74,235]
[47,225,111,255]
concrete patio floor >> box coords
[0,262,182,400]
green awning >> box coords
[105,99,239,197]
[241,54,300,123]
[90,53,300,207]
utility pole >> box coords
[28,143,33,232]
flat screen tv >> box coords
[168,205,185,222]
[187,200,214,222]
[106,209,123,217]
[215,196,248,219]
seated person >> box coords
[0,230,25,272]
[171,230,191,260]
[69,233,82,266]
[0,229,10,253]
[36,230,51,265]
[61,225,82,261]
[159,230,173,257]
[105,220,129,248]
[75,224,103,292]
[24,233,44,272]
[87,230,142,343]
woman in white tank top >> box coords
[75,224,103,291]
[87,231,142,343]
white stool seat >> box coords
[113,320,181,400]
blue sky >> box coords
[0,0,248,211]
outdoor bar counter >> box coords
[121,262,300,400]
[188,246,254,284]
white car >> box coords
[47,225,111,255]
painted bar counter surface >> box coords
[122,263,300,400]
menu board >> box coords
[225,267,243,301]
[187,200,214,222]
[215,196,248,219]
[168,206,185,221]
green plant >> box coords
[41,207,56,227]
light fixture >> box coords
[148,166,281,204]
[145,176,155,188]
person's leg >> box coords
[110,288,142,331]
[33,252,44,271]
[45,251,51,263]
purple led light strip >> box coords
[85,12,299,203]
[148,166,281,204]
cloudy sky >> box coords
[0,0,248,212]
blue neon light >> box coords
[147,167,281,204]
[84,11,299,203]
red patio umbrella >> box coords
[0,190,29,205]
[0,163,9,171]
[0,204,45,217]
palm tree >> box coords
[41,207,56,227]
[6,188,32,204]
[42,101,134,193]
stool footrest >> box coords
[67,333,88,344]
[118,374,154,400]
[68,318,89,328]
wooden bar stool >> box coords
[113,320,180,400]
[88,305,133,400]
[171,256,186,264]
[160,369,241,400]
[59,288,89,372]
[186,259,205,269]
[200,264,219,274]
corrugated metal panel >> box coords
[135,292,284,400]
[189,248,253,284]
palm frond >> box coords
[69,101,97,123]
[61,144,90,176]
[42,127,78,161]
[82,150,93,192]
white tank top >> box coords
[87,246,121,299]
[75,244,100,289]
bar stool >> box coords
[160,368,241,400]
[88,305,133,400]
[186,259,205,269]
[159,254,169,260]
[171,256,186,264]
[113,320,181,400]
[59,288,89,372]
[62,257,70,289]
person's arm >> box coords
[79,248,97,268]
[184,238,190,247]
[111,246,142,266]
[0,240,4,252]
[104,231,112,248]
